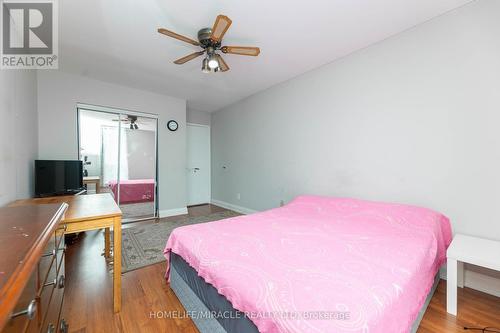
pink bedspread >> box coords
[107,179,154,204]
[164,195,452,333]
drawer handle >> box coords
[56,244,67,253]
[44,245,65,258]
[57,275,65,289]
[44,279,55,287]
[60,319,69,333]
[11,299,37,320]
[47,323,55,333]
[44,275,65,289]
[42,249,56,258]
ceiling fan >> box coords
[158,14,260,73]
[112,115,140,130]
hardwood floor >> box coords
[63,204,500,333]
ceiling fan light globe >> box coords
[208,59,219,69]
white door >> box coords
[187,124,210,206]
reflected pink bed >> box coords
[164,195,452,333]
[107,179,154,204]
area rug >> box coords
[120,210,240,272]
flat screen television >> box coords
[35,160,84,197]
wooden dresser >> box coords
[0,203,68,333]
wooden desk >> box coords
[83,176,101,193]
[10,194,122,313]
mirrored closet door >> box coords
[78,105,158,222]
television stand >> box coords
[36,188,86,198]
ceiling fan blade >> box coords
[157,28,200,46]
[221,46,260,56]
[173,51,205,65]
[216,54,230,72]
[210,15,232,42]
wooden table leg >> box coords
[113,217,122,313]
[104,227,111,258]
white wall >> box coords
[37,71,187,213]
[187,108,211,126]
[0,70,38,206]
[212,1,500,293]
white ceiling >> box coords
[59,0,473,112]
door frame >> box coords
[186,123,211,206]
[76,103,159,222]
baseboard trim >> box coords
[463,270,500,297]
[440,266,500,297]
[210,199,258,215]
[159,207,188,218]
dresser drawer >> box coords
[5,229,66,333]
[39,231,65,288]
[56,233,65,274]
[41,273,64,333]
[39,275,56,327]
[27,235,64,333]
[2,271,37,333]
[39,238,57,293]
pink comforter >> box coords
[164,196,452,333]
[107,179,154,204]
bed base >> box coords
[170,253,440,333]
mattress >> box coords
[170,252,440,333]
[107,178,154,204]
[165,195,452,332]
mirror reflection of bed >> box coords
[104,179,155,220]
[79,108,157,221]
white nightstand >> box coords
[446,234,500,315]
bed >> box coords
[107,179,154,204]
[164,195,452,333]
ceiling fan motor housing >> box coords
[197,28,221,49]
